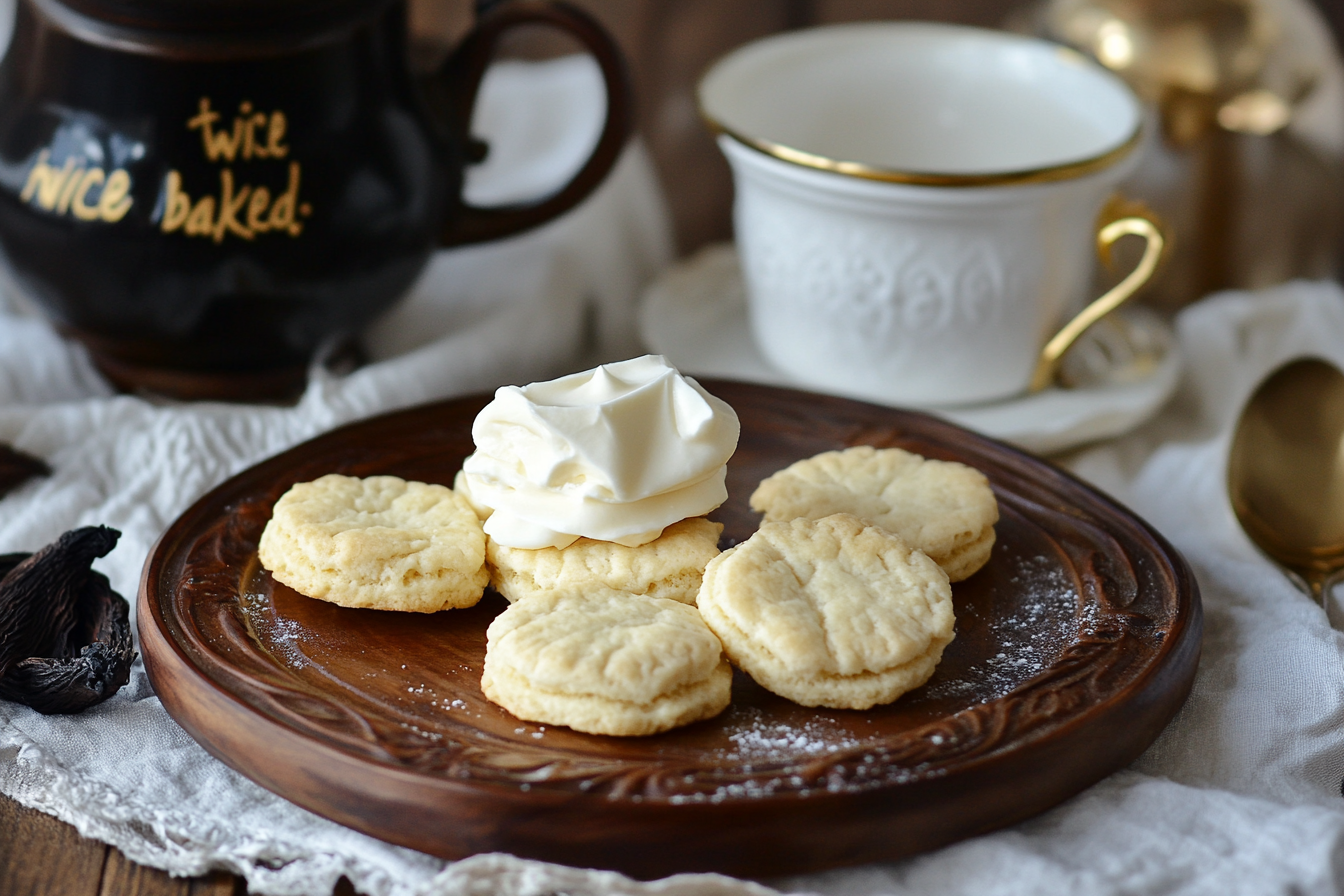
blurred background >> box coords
[409,0,1344,313]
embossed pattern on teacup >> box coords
[750,214,1016,327]
[736,176,1073,407]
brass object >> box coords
[1228,358,1344,614]
[1021,0,1341,314]
[1029,197,1167,393]
[1038,0,1309,143]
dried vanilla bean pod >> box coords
[0,445,49,499]
[0,568,134,713]
[0,526,120,677]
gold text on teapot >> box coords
[160,98,311,242]
[187,97,289,163]
[20,152,133,223]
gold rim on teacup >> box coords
[700,112,1143,189]
[697,28,1144,190]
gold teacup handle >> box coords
[1028,198,1167,393]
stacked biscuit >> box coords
[458,357,740,736]
[256,360,1000,735]
[698,445,998,710]
[749,445,998,584]
[480,587,732,737]
[475,515,734,737]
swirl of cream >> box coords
[459,356,740,549]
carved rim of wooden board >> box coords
[138,381,1202,880]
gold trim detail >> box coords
[1028,196,1167,393]
[703,116,1142,188]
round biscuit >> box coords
[749,445,998,581]
[481,588,732,736]
[258,473,488,612]
[487,516,722,604]
[940,527,996,583]
[697,513,955,710]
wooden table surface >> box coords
[0,793,370,896]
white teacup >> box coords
[698,22,1164,407]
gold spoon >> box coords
[1228,357,1344,619]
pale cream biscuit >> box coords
[486,516,723,604]
[749,445,998,582]
[697,514,955,710]
[481,587,732,736]
[258,473,488,612]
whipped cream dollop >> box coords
[459,355,740,549]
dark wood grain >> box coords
[0,793,254,896]
[0,793,363,894]
[99,849,234,896]
[186,872,246,896]
[137,381,1201,879]
[0,794,107,896]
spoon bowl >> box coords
[1227,357,1344,609]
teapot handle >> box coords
[430,0,633,247]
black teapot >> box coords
[0,0,631,399]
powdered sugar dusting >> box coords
[927,552,1077,702]
[653,708,945,802]
[241,588,311,669]
[719,708,866,762]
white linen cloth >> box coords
[7,51,1344,896]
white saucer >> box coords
[638,244,1182,455]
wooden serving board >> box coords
[137,381,1201,879]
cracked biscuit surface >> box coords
[749,445,998,582]
[258,473,488,612]
[482,587,732,736]
[697,513,955,710]
[486,516,722,604]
